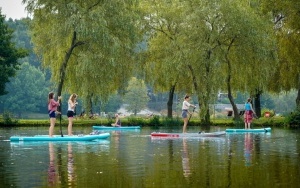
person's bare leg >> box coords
[68,117,73,136]
[183,118,188,133]
[49,118,56,137]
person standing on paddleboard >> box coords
[48,92,61,137]
[67,93,78,136]
[244,98,256,129]
[182,95,196,133]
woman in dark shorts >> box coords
[182,95,196,133]
[67,94,78,136]
[48,92,61,137]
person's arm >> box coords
[188,102,196,108]
[69,100,76,109]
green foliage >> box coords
[127,116,144,126]
[23,0,142,105]
[0,11,28,96]
[1,62,48,117]
[285,108,300,127]
[160,116,182,127]
[2,111,18,125]
[6,18,40,68]
[141,0,277,123]
[148,115,161,126]
[123,77,150,115]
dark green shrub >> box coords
[127,116,144,126]
[285,108,300,128]
[161,116,182,126]
[148,115,161,126]
[2,111,18,125]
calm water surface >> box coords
[0,126,299,188]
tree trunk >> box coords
[167,85,176,118]
[254,89,262,118]
[226,62,239,120]
[57,31,85,113]
[296,88,300,108]
[225,38,239,120]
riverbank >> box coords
[0,115,287,128]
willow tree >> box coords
[169,0,277,123]
[176,0,228,123]
[140,0,192,118]
[216,0,278,119]
[23,0,142,110]
[261,0,300,108]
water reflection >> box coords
[244,133,253,166]
[48,143,58,186]
[3,127,300,187]
[67,143,76,186]
[182,138,191,178]
[48,142,77,187]
[112,131,121,149]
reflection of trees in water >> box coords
[227,140,233,188]
[168,140,174,162]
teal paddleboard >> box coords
[93,126,141,130]
[225,127,271,133]
[10,133,110,142]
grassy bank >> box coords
[0,115,287,128]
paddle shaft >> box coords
[58,98,63,137]
[188,107,196,124]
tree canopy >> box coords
[0,10,27,96]
[2,62,48,117]
[23,0,142,104]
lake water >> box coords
[0,126,299,188]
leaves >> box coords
[23,0,142,102]
[0,11,28,96]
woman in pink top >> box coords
[48,92,61,137]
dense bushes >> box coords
[285,108,300,128]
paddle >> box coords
[58,97,63,137]
[188,107,195,125]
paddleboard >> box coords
[10,133,110,142]
[225,127,271,133]
[150,131,226,138]
[93,126,141,130]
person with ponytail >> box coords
[48,92,61,137]
[67,93,78,136]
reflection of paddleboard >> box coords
[93,126,141,130]
[10,133,110,142]
[150,131,226,138]
[225,127,271,133]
